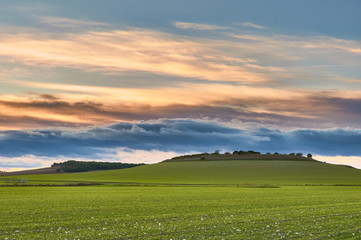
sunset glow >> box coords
[1,1,361,170]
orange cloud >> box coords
[1,24,361,130]
[1,25,360,88]
[16,81,309,106]
[2,83,361,130]
[0,29,266,83]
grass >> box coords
[1,159,361,239]
[1,186,361,239]
[2,160,361,186]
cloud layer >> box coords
[1,20,360,133]
[1,5,361,171]
[1,89,361,130]
[1,25,360,87]
[1,119,361,161]
[0,29,265,83]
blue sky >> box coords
[0,1,361,170]
[2,0,360,39]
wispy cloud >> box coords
[350,48,361,54]
[11,2,56,14]
[1,24,360,88]
[15,81,306,105]
[234,22,265,29]
[0,29,266,83]
[173,21,228,30]
[39,16,110,28]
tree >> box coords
[52,160,144,173]
[307,153,313,159]
[296,152,303,156]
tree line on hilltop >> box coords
[170,150,312,160]
[52,160,144,173]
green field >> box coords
[1,159,361,239]
[2,160,361,186]
[1,186,361,239]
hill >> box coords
[1,160,144,176]
[0,166,61,176]
[1,155,361,186]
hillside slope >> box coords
[0,166,61,176]
[1,159,361,185]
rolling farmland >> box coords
[1,159,361,239]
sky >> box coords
[1,0,361,170]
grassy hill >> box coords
[0,166,61,176]
[1,157,361,186]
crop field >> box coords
[1,185,361,239]
[1,160,361,239]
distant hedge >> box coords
[52,160,144,173]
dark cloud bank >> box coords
[0,119,360,159]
